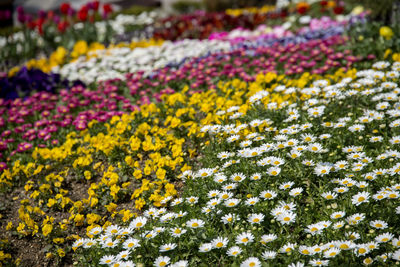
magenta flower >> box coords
[0,162,7,171]
[75,121,87,131]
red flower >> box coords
[78,7,88,21]
[47,10,54,20]
[27,20,36,30]
[103,4,113,15]
[60,2,70,15]
[57,21,69,33]
[296,3,310,15]
[333,6,344,15]
[37,18,45,35]
[280,9,288,18]
[320,0,328,6]
[89,14,95,23]
[297,6,308,14]
[92,1,100,11]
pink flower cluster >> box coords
[0,84,140,161]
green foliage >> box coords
[0,25,20,37]
[346,0,395,22]
[111,5,155,19]
[346,20,400,60]
[173,1,204,13]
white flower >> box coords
[159,243,177,252]
[227,246,242,257]
[289,187,303,197]
[130,217,147,229]
[99,255,116,265]
[309,259,329,266]
[240,257,261,267]
[314,164,331,176]
[171,260,188,267]
[288,261,305,267]
[375,233,394,243]
[348,124,365,132]
[260,234,277,245]
[186,219,205,228]
[89,226,102,236]
[123,238,140,250]
[370,220,388,229]
[330,211,345,219]
[261,251,277,260]
[260,190,277,200]
[248,213,265,224]
[221,213,239,224]
[199,243,213,252]
[323,247,340,258]
[224,198,241,207]
[154,256,170,267]
[170,227,187,237]
[212,237,229,248]
[351,192,370,206]
[231,173,246,182]
[280,181,294,190]
[267,166,281,176]
[236,232,255,245]
[245,197,260,206]
[186,196,199,204]
[346,213,365,225]
[392,249,400,260]
[276,210,296,225]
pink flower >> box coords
[0,162,7,171]
[75,121,87,131]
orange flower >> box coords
[296,2,310,14]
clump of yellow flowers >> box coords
[226,5,275,16]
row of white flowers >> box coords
[54,39,232,83]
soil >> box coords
[0,176,91,266]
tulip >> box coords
[60,3,71,15]
[78,7,88,21]
[103,4,113,17]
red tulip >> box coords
[47,10,54,20]
[27,20,36,30]
[78,6,88,21]
[37,18,45,35]
[57,20,69,33]
[92,1,100,11]
[89,14,95,23]
[60,2,70,15]
[103,4,113,15]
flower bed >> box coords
[0,67,356,265]
[73,61,400,267]
[1,2,400,266]
[0,30,370,164]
